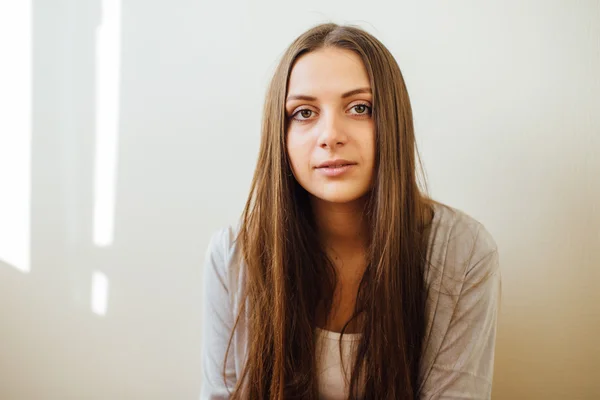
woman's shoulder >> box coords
[204,223,245,298]
[419,203,501,394]
[206,224,240,259]
[426,202,499,287]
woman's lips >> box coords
[316,164,356,177]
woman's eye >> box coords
[292,109,314,121]
[299,110,313,119]
[351,104,371,115]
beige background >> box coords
[0,0,598,399]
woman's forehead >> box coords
[287,48,370,97]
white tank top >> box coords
[314,327,364,400]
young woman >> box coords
[200,23,501,400]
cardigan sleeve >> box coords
[199,227,237,400]
[419,227,502,399]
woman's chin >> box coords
[309,189,369,205]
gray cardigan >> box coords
[200,203,502,399]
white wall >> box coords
[0,0,598,398]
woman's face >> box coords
[285,47,376,204]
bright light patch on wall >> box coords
[0,1,31,273]
[93,0,121,247]
[91,270,110,316]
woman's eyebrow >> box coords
[341,87,371,98]
[286,87,372,102]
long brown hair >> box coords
[227,23,436,399]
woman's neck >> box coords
[311,195,370,333]
[310,196,369,255]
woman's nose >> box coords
[318,112,348,149]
